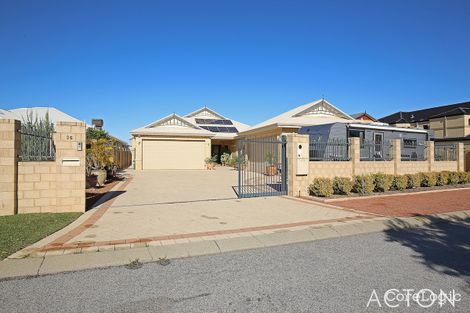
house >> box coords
[131,107,250,170]
[350,111,377,122]
[379,101,470,170]
[1,107,83,123]
[238,99,431,161]
[379,100,470,138]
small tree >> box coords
[87,138,113,170]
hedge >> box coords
[309,178,334,197]
[333,177,353,195]
[309,170,469,198]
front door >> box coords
[211,145,221,163]
[374,133,384,159]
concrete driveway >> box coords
[30,167,368,253]
[116,167,239,205]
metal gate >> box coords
[237,136,287,198]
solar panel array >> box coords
[200,126,239,133]
[195,118,233,125]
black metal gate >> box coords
[237,136,287,198]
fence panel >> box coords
[401,141,428,161]
[309,139,350,161]
[434,143,457,161]
[360,140,392,161]
[19,124,55,161]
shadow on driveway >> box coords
[384,215,470,286]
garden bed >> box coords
[86,176,124,210]
[309,183,470,202]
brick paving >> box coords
[27,169,369,255]
[329,188,470,217]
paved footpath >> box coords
[1,218,469,313]
[1,208,469,279]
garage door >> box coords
[143,140,206,170]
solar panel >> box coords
[195,118,233,125]
[199,126,238,133]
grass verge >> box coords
[0,213,82,260]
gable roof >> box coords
[131,107,250,139]
[379,100,470,124]
[350,112,377,121]
[0,109,19,119]
[185,107,226,119]
[239,99,354,135]
[131,113,213,137]
[1,107,82,123]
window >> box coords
[348,129,365,147]
[468,119,470,126]
[403,138,417,148]
[423,125,429,129]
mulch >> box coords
[86,176,125,210]
[329,188,470,217]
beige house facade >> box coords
[131,107,249,170]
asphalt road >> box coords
[1,216,469,313]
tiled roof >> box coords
[379,101,470,124]
[131,108,250,139]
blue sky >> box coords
[1,0,469,141]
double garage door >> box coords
[142,140,206,170]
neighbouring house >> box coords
[350,111,377,122]
[131,107,249,170]
[238,99,431,161]
[236,99,461,198]
[0,107,86,215]
[379,100,470,170]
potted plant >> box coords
[237,154,247,170]
[87,138,113,186]
[264,152,278,176]
[205,155,218,170]
[220,152,230,166]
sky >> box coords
[1,0,469,141]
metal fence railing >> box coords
[309,139,350,161]
[19,125,56,161]
[401,141,428,161]
[434,143,457,161]
[360,140,392,161]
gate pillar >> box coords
[285,133,310,197]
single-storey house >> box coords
[238,99,432,161]
[131,99,433,170]
[131,107,249,170]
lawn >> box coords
[0,213,82,260]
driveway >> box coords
[34,167,367,252]
[115,167,239,205]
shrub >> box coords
[332,177,353,195]
[435,171,449,186]
[309,178,334,197]
[405,173,421,189]
[448,171,460,185]
[420,172,437,187]
[391,175,408,191]
[373,173,394,192]
[352,175,375,194]
[458,171,470,184]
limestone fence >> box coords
[0,119,86,216]
[285,134,464,198]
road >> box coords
[1,216,469,313]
